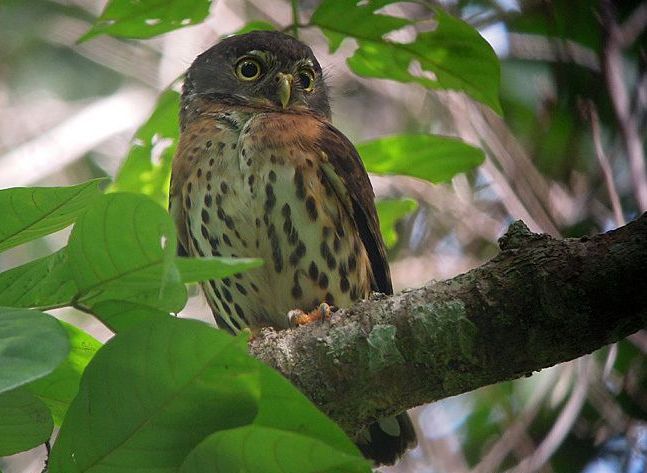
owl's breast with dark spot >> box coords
[183,112,373,333]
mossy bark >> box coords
[249,214,647,437]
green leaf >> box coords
[181,347,368,472]
[376,198,418,249]
[253,368,362,457]
[0,192,260,319]
[176,256,264,283]
[50,316,365,472]
[110,90,180,207]
[357,134,485,182]
[350,9,501,113]
[0,179,104,253]
[312,2,501,113]
[49,317,260,473]
[180,367,370,471]
[26,322,102,425]
[312,0,410,53]
[91,300,172,333]
[80,0,212,41]
[0,388,53,456]
[0,249,77,309]
[180,425,370,473]
[67,192,187,312]
[0,308,69,394]
[67,192,260,315]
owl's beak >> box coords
[276,73,293,109]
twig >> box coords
[290,0,300,39]
[440,92,566,235]
[587,374,629,433]
[0,88,154,188]
[504,358,591,473]
[42,15,160,87]
[471,366,561,473]
[619,2,647,47]
[600,0,647,212]
[507,32,600,71]
[584,100,625,226]
[412,406,470,473]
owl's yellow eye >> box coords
[236,58,262,81]
[298,68,315,92]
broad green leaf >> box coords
[91,300,171,333]
[49,317,260,473]
[176,256,263,283]
[67,192,261,313]
[180,425,370,473]
[80,0,212,41]
[0,249,77,309]
[0,308,69,394]
[312,2,501,113]
[0,193,261,316]
[348,21,502,114]
[235,21,276,35]
[50,316,365,473]
[0,252,257,320]
[357,134,485,183]
[181,347,368,472]
[67,192,187,312]
[376,198,418,248]
[27,322,102,425]
[0,179,104,253]
[312,0,409,52]
[0,388,53,456]
[110,90,180,207]
[253,368,362,457]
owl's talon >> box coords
[288,303,332,327]
[287,309,305,327]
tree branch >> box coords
[600,0,647,212]
[250,214,647,437]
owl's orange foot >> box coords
[288,303,333,327]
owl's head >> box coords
[183,30,331,119]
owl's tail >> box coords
[357,412,417,466]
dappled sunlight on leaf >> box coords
[376,198,418,249]
[80,0,212,41]
[110,90,180,207]
[312,2,501,113]
[357,134,485,183]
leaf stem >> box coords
[71,300,118,334]
[290,0,300,39]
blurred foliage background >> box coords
[0,0,645,472]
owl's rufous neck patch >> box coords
[242,112,325,154]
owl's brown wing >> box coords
[317,125,416,466]
[317,122,393,295]
[168,178,188,258]
[169,134,197,258]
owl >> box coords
[169,30,416,465]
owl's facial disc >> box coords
[232,51,317,110]
[183,31,332,119]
